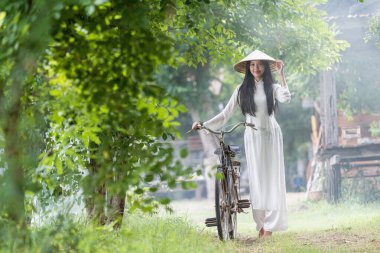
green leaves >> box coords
[23,0,198,218]
[181,181,197,190]
[82,129,101,148]
[159,197,170,205]
[55,157,63,175]
[144,174,154,182]
[0,12,6,28]
[216,171,224,180]
[1,0,352,225]
[179,148,188,158]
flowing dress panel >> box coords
[244,81,291,211]
[244,124,287,210]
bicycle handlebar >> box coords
[187,122,256,135]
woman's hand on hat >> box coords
[275,60,284,73]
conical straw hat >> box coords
[233,49,279,74]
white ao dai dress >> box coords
[203,80,291,231]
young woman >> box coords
[192,50,291,239]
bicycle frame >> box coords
[202,122,255,240]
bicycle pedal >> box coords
[205,217,217,227]
[237,199,251,209]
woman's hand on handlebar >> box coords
[192,121,203,130]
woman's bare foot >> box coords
[258,227,264,238]
[262,231,272,239]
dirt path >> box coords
[233,230,380,253]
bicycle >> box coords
[193,122,256,240]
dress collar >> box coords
[254,79,263,86]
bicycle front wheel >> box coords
[215,177,229,241]
[228,170,238,239]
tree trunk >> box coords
[85,158,107,225]
[106,191,125,228]
[319,70,338,148]
[105,164,126,228]
[2,82,25,227]
[85,157,125,228]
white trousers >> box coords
[252,209,288,232]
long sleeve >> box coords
[274,83,291,104]
[203,85,241,131]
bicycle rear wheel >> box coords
[215,176,229,240]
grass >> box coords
[169,193,380,252]
[121,215,236,253]
[288,200,380,232]
[1,194,379,252]
[0,214,238,253]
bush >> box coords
[0,215,235,253]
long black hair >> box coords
[237,60,277,116]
